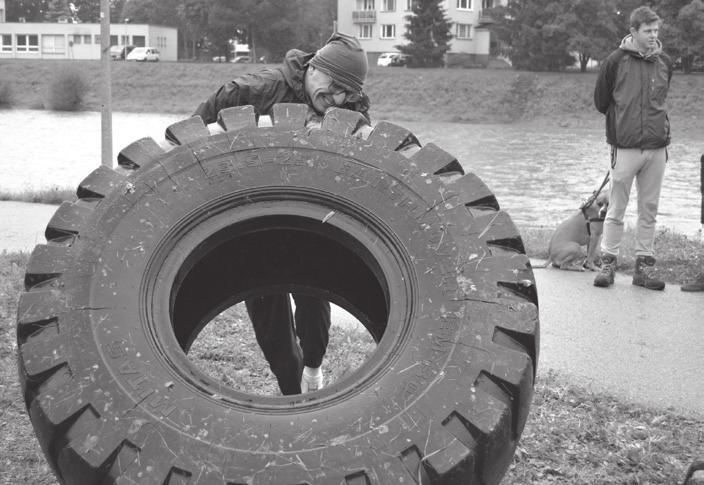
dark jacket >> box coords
[194,49,370,124]
[594,35,673,149]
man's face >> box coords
[630,21,659,53]
[304,66,351,114]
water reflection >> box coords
[1,110,701,235]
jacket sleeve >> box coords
[193,80,247,124]
[594,52,619,115]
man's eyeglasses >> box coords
[327,79,363,104]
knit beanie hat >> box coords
[309,32,368,93]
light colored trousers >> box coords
[601,146,667,258]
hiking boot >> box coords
[300,366,323,392]
[594,254,616,287]
[632,256,665,291]
[681,272,704,292]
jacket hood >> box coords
[619,34,662,60]
[281,49,315,100]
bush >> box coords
[44,64,89,111]
[0,82,13,108]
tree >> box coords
[297,0,336,52]
[250,0,306,62]
[119,0,180,25]
[176,0,209,59]
[6,0,49,22]
[69,0,98,22]
[673,0,704,72]
[206,0,241,59]
[44,0,72,21]
[397,0,453,67]
[646,0,704,72]
[558,0,620,71]
[488,0,577,71]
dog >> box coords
[545,191,609,271]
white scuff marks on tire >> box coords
[457,275,477,293]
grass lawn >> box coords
[1,59,704,133]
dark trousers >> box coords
[245,294,330,395]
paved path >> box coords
[2,201,702,417]
[532,264,702,418]
[0,201,58,253]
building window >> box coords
[42,35,66,54]
[133,35,145,47]
[358,0,375,10]
[358,24,373,39]
[154,36,167,49]
[110,35,118,45]
[457,0,472,9]
[1,34,12,52]
[16,34,39,52]
[83,35,91,44]
[405,0,413,10]
[70,34,82,44]
[381,0,395,11]
[456,23,472,39]
[380,24,395,39]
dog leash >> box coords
[580,171,611,210]
[579,171,611,236]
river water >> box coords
[1,109,702,235]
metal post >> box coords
[100,0,112,167]
[699,153,704,228]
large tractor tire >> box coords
[17,104,539,484]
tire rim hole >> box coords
[188,302,377,396]
[167,214,391,398]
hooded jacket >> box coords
[193,49,370,124]
[594,35,673,149]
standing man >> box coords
[193,33,369,394]
[593,5,673,290]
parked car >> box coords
[692,56,704,72]
[126,47,160,62]
[377,52,411,67]
[390,53,412,67]
[377,52,398,67]
[231,55,251,63]
[110,45,135,60]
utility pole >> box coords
[100,0,112,167]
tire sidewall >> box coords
[70,132,474,463]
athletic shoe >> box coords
[301,366,324,392]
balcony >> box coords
[477,12,496,26]
[352,10,376,23]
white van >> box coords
[126,47,160,62]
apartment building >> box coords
[337,0,505,67]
